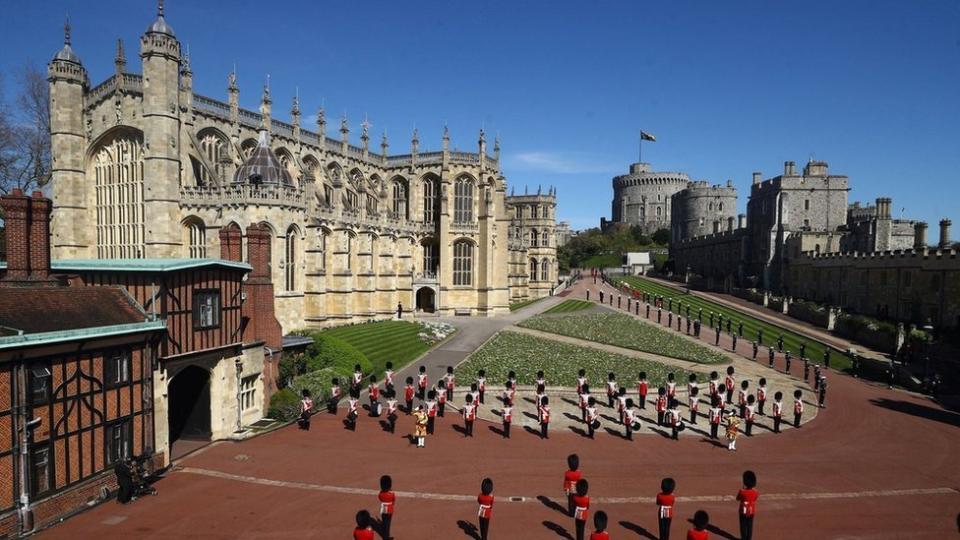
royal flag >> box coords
[640,131,656,142]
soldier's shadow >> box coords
[618,520,657,540]
[542,520,574,539]
[456,520,481,540]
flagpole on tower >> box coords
[639,130,642,163]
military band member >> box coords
[686,317,692,334]
[477,369,487,404]
[738,321,744,337]
[646,303,651,318]
[351,364,364,399]
[814,365,822,391]
[777,334,784,351]
[768,345,776,368]
[818,376,828,408]
[656,387,668,426]
[346,397,359,431]
[724,366,736,405]
[573,479,591,540]
[658,306,663,323]
[501,401,513,439]
[577,368,588,396]
[745,395,756,436]
[425,390,438,435]
[580,384,592,422]
[803,357,811,381]
[416,365,428,401]
[666,372,677,400]
[444,366,456,402]
[752,341,758,360]
[731,332,738,352]
[709,312,715,328]
[386,396,398,433]
[606,372,618,408]
[384,361,396,398]
[586,397,600,439]
[708,396,722,439]
[657,477,677,540]
[737,470,759,540]
[329,377,342,414]
[726,318,732,334]
[784,350,792,373]
[624,398,639,440]
[738,380,749,419]
[463,394,477,437]
[756,378,767,415]
[694,319,701,337]
[725,411,741,451]
[823,348,831,369]
[688,386,700,424]
[668,311,673,328]
[368,375,381,417]
[436,380,447,417]
[667,399,682,440]
[403,377,415,415]
[715,325,721,346]
[708,371,719,401]
[771,391,783,433]
[540,396,552,439]
[590,510,610,540]
[799,342,807,361]
[637,371,649,409]
[793,389,804,428]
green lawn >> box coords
[509,296,546,312]
[519,312,727,364]
[615,275,851,370]
[457,330,698,387]
[583,253,622,269]
[319,321,441,376]
[543,299,595,314]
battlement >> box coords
[798,247,958,261]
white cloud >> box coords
[506,151,617,175]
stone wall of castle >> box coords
[606,162,689,234]
[670,180,738,243]
[505,191,558,301]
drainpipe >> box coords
[15,360,41,534]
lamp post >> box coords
[234,358,244,433]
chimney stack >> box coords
[939,219,952,248]
[246,223,271,279]
[738,214,747,229]
[784,161,796,176]
[914,221,928,250]
[752,172,762,185]
[219,223,243,262]
[28,191,53,280]
[727,216,735,231]
[0,189,30,279]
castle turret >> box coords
[939,219,952,249]
[315,105,326,152]
[139,0,182,257]
[227,69,239,126]
[914,221,928,250]
[259,79,271,132]
[49,16,90,258]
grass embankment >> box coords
[519,312,727,364]
[616,275,850,370]
[322,321,439,376]
[543,299,595,314]
[509,296,547,312]
[457,331,698,387]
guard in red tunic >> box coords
[793,389,804,428]
[345,397,359,431]
[686,510,710,540]
[368,375,381,417]
[502,381,515,408]
[636,371,649,409]
[416,365,428,401]
[737,380,749,419]
[539,396,551,439]
[462,394,477,437]
[577,369,588,396]
[477,369,487,404]
[444,366,456,402]
[535,370,547,418]
[435,380,447,417]
[425,390,438,435]
[606,372,618,408]
[666,372,677,400]
[771,391,783,433]
[572,479,591,540]
[667,399,682,440]
[297,389,313,431]
[708,396,722,439]
[616,387,628,424]
[403,377,415,415]
[688,386,700,424]
[501,402,512,439]
[477,477,494,540]
[579,384,592,422]
[655,387,668,426]
[378,475,396,540]
[384,361,396,399]
[736,470,759,540]
[589,510,609,540]
[724,366,736,405]
[708,371,719,401]
[386,396,398,433]
[624,398,639,440]
[353,509,375,540]
[657,477,676,540]
[745,395,756,436]
[469,383,482,413]
[564,454,582,516]
[328,377,342,414]
[586,397,600,439]
[351,364,364,399]
[756,378,767,416]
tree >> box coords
[0,65,51,197]
[651,228,671,246]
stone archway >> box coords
[167,365,212,455]
[416,287,436,313]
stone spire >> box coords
[316,104,326,149]
[291,91,301,125]
[52,14,82,65]
[442,124,450,151]
[146,0,175,36]
[360,115,370,151]
[494,133,501,161]
[411,127,420,153]
[180,44,192,76]
[340,114,349,141]
[114,39,126,74]
[381,130,389,154]
[227,67,239,124]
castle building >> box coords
[669,159,959,329]
[47,4,555,333]
[505,186,559,301]
[670,180,739,244]
[602,162,690,233]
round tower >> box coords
[610,162,690,234]
[48,17,90,259]
[140,0,183,257]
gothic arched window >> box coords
[92,129,145,259]
[184,219,206,258]
[454,176,474,222]
[529,258,538,280]
[530,229,539,247]
[453,240,473,286]
[542,230,550,247]
[422,175,439,223]
[285,226,298,291]
[197,130,228,185]
[541,259,550,281]
[392,178,408,219]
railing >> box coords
[121,73,143,91]
[238,109,262,128]
[302,130,320,144]
[451,221,480,234]
[87,75,117,104]
[414,271,438,281]
[180,184,305,208]
[450,151,479,164]
[273,119,295,137]
[194,94,231,116]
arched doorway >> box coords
[416,287,436,313]
[167,365,212,455]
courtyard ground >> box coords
[36,279,960,539]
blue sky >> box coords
[2,0,958,230]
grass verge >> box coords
[543,299,596,314]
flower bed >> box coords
[518,312,727,364]
[457,331,698,387]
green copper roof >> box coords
[48,258,252,273]
[0,320,166,351]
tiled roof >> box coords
[233,130,293,185]
[0,286,148,335]
[48,258,252,273]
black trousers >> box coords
[625,423,632,440]
[380,513,392,539]
[405,400,413,414]
[388,414,396,433]
[541,422,549,439]
[739,514,754,540]
[657,411,664,425]
[465,420,474,437]
[587,422,595,439]
[446,387,453,401]
[710,423,719,439]
[726,389,734,404]
[575,518,585,540]
[438,402,445,417]
[385,383,394,399]
[658,516,672,540]
[739,404,746,418]
[567,494,575,516]
[773,416,781,433]
[479,389,485,404]
[607,394,614,407]
[327,399,338,414]
[671,425,678,439]
[746,420,753,436]
[503,421,511,438]
[689,409,697,424]
[758,401,765,415]
[479,516,489,540]
[794,413,801,428]
[417,387,426,400]
[639,396,646,409]
[427,416,435,435]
